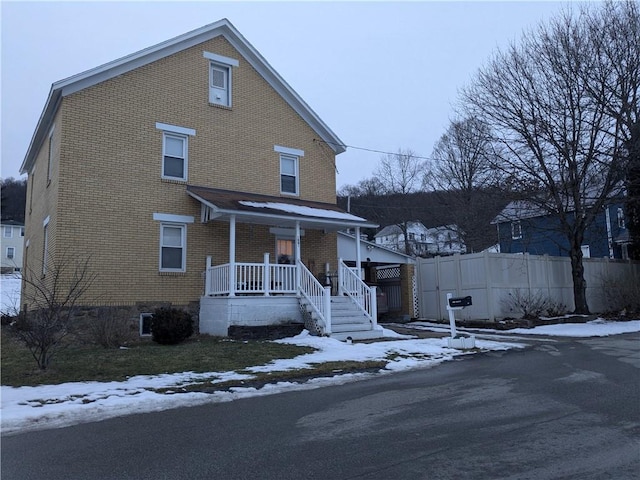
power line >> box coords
[313,138,437,162]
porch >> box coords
[187,185,382,340]
[201,257,384,341]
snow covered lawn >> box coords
[1,329,523,435]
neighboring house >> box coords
[20,19,381,340]
[374,221,465,257]
[1,221,24,273]
[492,200,630,259]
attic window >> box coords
[203,52,239,108]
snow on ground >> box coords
[1,274,21,315]
[1,328,523,435]
[408,319,640,338]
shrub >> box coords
[599,271,640,315]
[151,307,193,345]
[502,289,567,320]
[87,308,138,348]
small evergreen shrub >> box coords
[151,307,193,345]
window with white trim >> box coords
[160,223,186,272]
[162,133,187,180]
[42,217,50,276]
[156,123,195,181]
[203,51,238,107]
[6,247,15,259]
[617,208,625,229]
[581,245,591,258]
[511,221,522,240]
[280,154,299,195]
[140,313,153,336]
[3,226,12,238]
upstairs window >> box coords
[6,247,15,259]
[203,52,239,108]
[3,226,12,238]
[280,154,298,195]
[511,221,522,240]
[275,145,304,196]
[156,123,196,181]
[617,208,626,229]
[163,134,187,180]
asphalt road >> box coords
[2,333,639,479]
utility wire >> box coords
[313,138,438,162]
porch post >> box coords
[295,221,301,290]
[355,226,362,279]
[263,252,270,296]
[205,255,212,296]
[229,215,236,297]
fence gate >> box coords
[375,265,402,312]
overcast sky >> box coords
[1,1,570,189]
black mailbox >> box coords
[448,296,472,308]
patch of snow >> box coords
[239,201,366,221]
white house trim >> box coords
[153,213,195,223]
[155,122,196,136]
[274,145,304,157]
[203,51,239,67]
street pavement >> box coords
[2,332,639,479]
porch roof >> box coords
[187,185,378,230]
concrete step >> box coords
[331,321,373,333]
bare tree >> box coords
[17,251,97,370]
[375,148,424,195]
[462,2,638,313]
[372,149,426,254]
[428,118,505,252]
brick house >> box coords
[20,19,381,340]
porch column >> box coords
[295,221,301,289]
[355,226,362,279]
[229,214,236,297]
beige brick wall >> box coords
[23,34,341,307]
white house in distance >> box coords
[1,221,25,273]
[374,221,466,257]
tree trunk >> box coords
[569,243,590,314]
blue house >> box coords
[492,200,630,260]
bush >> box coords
[151,307,193,345]
[599,271,640,315]
[87,308,138,348]
[502,289,567,320]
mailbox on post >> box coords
[445,293,475,349]
[448,296,472,309]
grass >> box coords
[1,326,316,387]
[1,327,387,390]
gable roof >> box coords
[187,185,378,230]
[20,18,345,175]
[374,221,427,238]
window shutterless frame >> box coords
[280,153,299,195]
[159,223,186,272]
[162,133,188,181]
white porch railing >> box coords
[298,261,332,334]
[205,254,297,296]
[338,258,378,327]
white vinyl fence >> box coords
[416,252,640,322]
